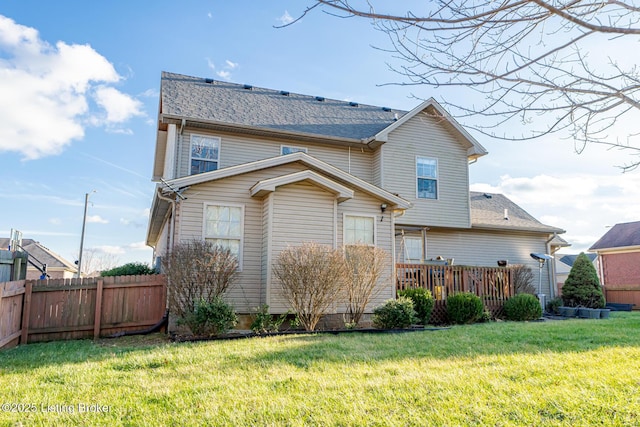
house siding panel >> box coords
[382,112,471,228]
[177,130,374,182]
[269,181,337,313]
[175,163,309,312]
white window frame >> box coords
[343,213,377,246]
[416,156,438,200]
[404,236,424,263]
[202,202,244,270]
[190,134,221,175]
[280,145,308,155]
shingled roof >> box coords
[160,71,405,141]
[470,192,565,234]
[0,238,76,271]
[590,220,640,250]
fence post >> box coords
[93,278,103,339]
[20,281,32,345]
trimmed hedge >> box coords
[372,297,417,329]
[397,288,435,325]
[504,293,542,321]
[446,292,484,324]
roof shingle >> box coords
[590,220,640,250]
[160,71,406,141]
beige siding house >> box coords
[146,72,567,318]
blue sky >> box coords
[1,1,638,270]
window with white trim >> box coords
[344,215,375,245]
[280,145,308,155]
[416,156,438,199]
[191,135,220,174]
[404,236,423,263]
[204,204,243,266]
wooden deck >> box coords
[396,263,515,323]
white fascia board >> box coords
[373,98,488,159]
[250,170,354,202]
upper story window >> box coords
[191,135,220,175]
[281,145,308,155]
[416,156,438,199]
[344,214,375,246]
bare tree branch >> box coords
[296,0,640,170]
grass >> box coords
[1,313,640,426]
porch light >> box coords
[380,203,387,213]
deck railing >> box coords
[396,263,515,322]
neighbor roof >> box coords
[0,238,76,271]
[469,192,565,234]
[590,220,640,251]
[558,253,597,267]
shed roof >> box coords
[590,220,640,250]
[469,192,565,234]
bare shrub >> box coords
[343,245,388,326]
[162,240,238,332]
[273,242,346,331]
[511,265,536,295]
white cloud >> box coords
[278,10,294,25]
[207,12,212,19]
[86,215,108,224]
[225,60,238,69]
[94,245,125,255]
[128,241,149,250]
[93,86,144,123]
[206,58,215,71]
[48,218,62,225]
[0,15,143,160]
[216,70,231,80]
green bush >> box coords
[250,305,290,334]
[546,296,563,314]
[179,297,237,336]
[372,297,417,329]
[504,293,543,321]
[100,262,156,277]
[397,288,434,325]
[446,292,484,324]
[561,252,605,308]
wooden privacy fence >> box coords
[0,280,25,349]
[605,288,640,309]
[0,275,166,350]
[396,263,515,323]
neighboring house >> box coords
[146,72,567,318]
[590,221,640,307]
[0,238,77,280]
[555,253,597,295]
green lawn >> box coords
[2,313,640,426]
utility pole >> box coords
[76,191,95,278]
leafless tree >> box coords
[290,1,640,170]
[80,248,119,276]
[343,244,388,326]
[162,240,238,324]
[273,242,347,331]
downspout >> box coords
[177,119,186,178]
[156,187,176,254]
[546,233,558,299]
